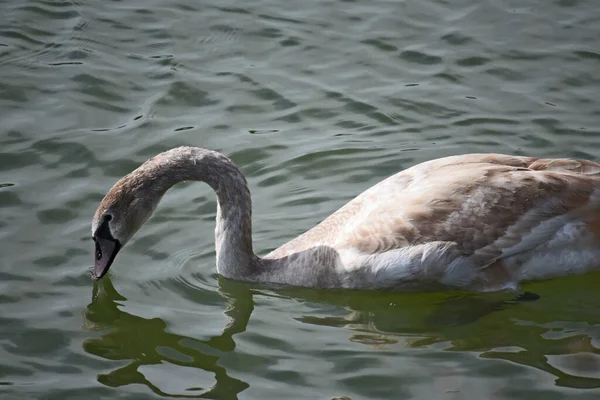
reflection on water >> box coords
[84,275,600,398]
[83,278,252,398]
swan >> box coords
[91,146,600,291]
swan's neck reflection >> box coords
[84,277,254,398]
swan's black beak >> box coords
[93,235,121,280]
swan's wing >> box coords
[269,154,600,269]
[343,159,600,263]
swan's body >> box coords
[92,147,600,292]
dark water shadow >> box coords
[83,274,600,397]
[279,278,600,390]
[83,278,253,399]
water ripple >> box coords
[2,0,600,398]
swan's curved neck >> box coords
[144,148,258,278]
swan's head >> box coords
[91,178,159,280]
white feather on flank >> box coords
[508,220,600,281]
[337,243,478,290]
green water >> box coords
[2,0,600,398]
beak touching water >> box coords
[93,235,121,280]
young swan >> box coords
[92,147,600,292]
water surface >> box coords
[1,0,600,398]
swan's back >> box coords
[266,153,600,289]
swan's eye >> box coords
[104,214,112,222]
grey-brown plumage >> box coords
[92,147,600,291]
